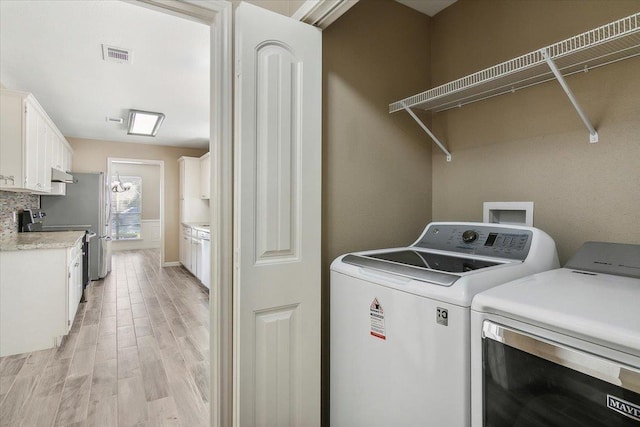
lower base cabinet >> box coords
[180,225,192,271]
[180,225,210,289]
[68,244,83,327]
[201,235,210,289]
[0,239,83,357]
[191,234,203,281]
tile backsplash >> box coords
[0,190,39,239]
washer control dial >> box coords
[462,230,479,244]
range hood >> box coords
[51,168,75,184]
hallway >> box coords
[0,249,210,426]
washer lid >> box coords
[366,250,501,272]
[342,250,502,286]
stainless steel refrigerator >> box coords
[41,172,112,280]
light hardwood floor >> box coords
[0,249,210,426]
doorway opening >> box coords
[107,158,164,258]
[128,2,233,427]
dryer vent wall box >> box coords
[484,201,534,226]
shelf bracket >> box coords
[401,102,452,161]
[541,48,599,143]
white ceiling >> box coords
[395,0,458,17]
[0,1,456,150]
[0,1,210,149]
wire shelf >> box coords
[389,13,640,113]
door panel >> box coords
[255,42,300,263]
[235,3,321,426]
[254,304,300,425]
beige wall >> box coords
[67,137,207,263]
[323,0,432,268]
[322,0,431,423]
[430,0,640,263]
[111,162,161,220]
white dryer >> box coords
[471,242,640,427]
[330,222,559,427]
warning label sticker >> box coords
[370,298,386,340]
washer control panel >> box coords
[462,230,479,243]
[415,223,533,260]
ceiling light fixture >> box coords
[127,109,165,137]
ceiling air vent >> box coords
[102,44,132,64]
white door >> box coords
[234,3,322,426]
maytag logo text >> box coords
[607,394,640,421]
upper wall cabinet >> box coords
[200,152,210,200]
[390,13,640,161]
[178,156,209,223]
[0,89,73,193]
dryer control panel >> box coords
[414,223,533,261]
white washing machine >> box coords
[471,242,640,427]
[330,222,559,427]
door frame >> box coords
[128,1,350,426]
[107,157,165,256]
[129,1,233,426]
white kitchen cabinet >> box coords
[178,156,209,223]
[34,113,52,193]
[180,224,210,289]
[200,152,210,199]
[45,106,73,196]
[0,90,41,192]
[180,224,192,271]
[191,233,202,279]
[50,128,72,170]
[0,89,72,193]
[50,131,69,172]
[63,143,72,171]
[68,242,83,327]
[199,229,211,289]
[0,235,83,357]
[49,143,73,196]
[24,99,41,190]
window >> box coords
[111,175,142,240]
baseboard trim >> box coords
[163,261,181,267]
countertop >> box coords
[0,231,85,252]
[183,222,210,233]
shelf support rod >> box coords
[541,48,598,143]
[401,102,452,161]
